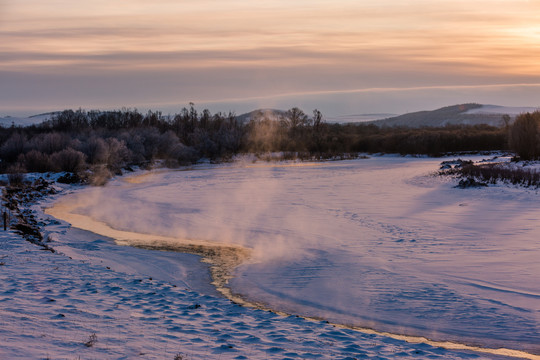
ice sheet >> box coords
[47,156,540,353]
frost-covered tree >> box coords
[509,111,540,160]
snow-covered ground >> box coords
[3,155,540,359]
[7,228,486,360]
[0,113,54,127]
[465,105,539,116]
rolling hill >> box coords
[370,104,539,128]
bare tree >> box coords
[509,111,540,160]
[51,148,87,172]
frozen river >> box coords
[48,156,540,353]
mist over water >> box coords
[50,157,540,353]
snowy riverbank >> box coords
[2,155,539,359]
[2,227,512,359]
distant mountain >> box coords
[236,104,540,128]
[6,105,538,129]
[369,104,539,128]
[236,109,288,124]
[0,112,58,127]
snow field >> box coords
[4,154,538,359]
[0,230,499,359]
[45,155,540,354]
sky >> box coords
[2,0,540,117]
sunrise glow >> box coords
[2,0,540,115]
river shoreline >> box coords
[38,164,540,360]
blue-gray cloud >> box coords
[3,0,540,116]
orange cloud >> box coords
[3,0,540,115]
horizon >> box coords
[2,1,540,117]
[3,103,540,123]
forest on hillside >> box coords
[0,104,521,184]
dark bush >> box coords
[57,173,82,184]
[6,164,25,185]
[508,111,540,160]
[81,136,108,164]
[31,132,70,155]
[453,163,540,188]
[1,132,27,163]
[50,148,87,173]
[19,150,52,173]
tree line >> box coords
[440,110,540,189]
[508,111,540,160]
[0,104,515,183]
